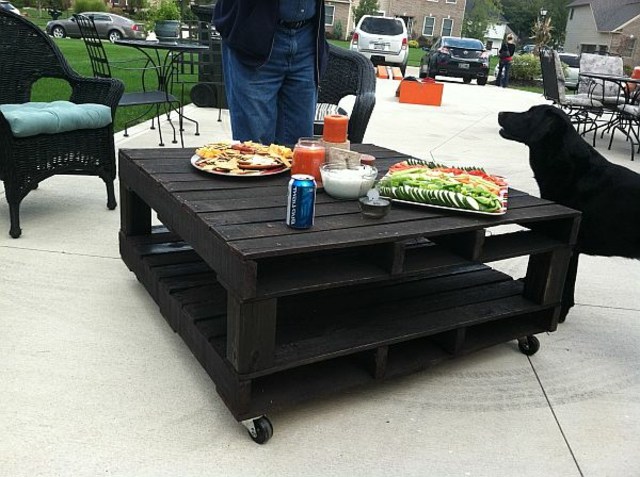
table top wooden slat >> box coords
[119,146,579,261]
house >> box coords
[484,20,517,55]
[324,0,467,41]
[565,0,640,66]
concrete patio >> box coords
[1,70,639,476]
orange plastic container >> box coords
[398,80,443,106]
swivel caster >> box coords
[242,416,273,444]
[518,335,540,356]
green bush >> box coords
[333,19,343,40]
[149,0,180,21]
[73,0,106,13]
[510,53,541,82]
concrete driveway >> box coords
[1,71,639,476]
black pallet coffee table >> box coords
[119,145,581,444]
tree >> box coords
[501,0,570,47]
[462,0,503,40]
[352,0,379,27]
[531,16,553,52]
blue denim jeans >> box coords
[221,22,317,145]
[499,61,511,88]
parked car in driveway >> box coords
[0,1,21,15]
[493,51,579,89]
[419,36,489,85]
[46,12,146,42]
[558,52,580,90]
[350,15,409,74]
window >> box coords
[446,0,457,3]
[442,18,453,36]
[422,16,435,36]
[92,14,111,22]
[569,8,574,20]
[581,44,596,53]
[324,5,334,26]
[360,16,404,35]
[598,45,609,55]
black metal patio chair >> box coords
[0,9,123,238]
[314,44,376,143]
[539,48,603,143]
[74,13,180,146]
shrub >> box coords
[510,53,541,82]
[73,0,106,13]
[408,39,419,49]
[333,19,343,40]
[149,0,180,21]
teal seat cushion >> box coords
[0,101,112,138]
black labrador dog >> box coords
[498,104,640,320]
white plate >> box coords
[190,154,290,177]
[384,197,506,216]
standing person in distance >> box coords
[213,0,329,146]
[496,34,516,88]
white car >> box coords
[350,15,408,75]
[494,51,579,90]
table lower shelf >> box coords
[120,229,559,420]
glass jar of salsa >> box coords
[291,138,326,186]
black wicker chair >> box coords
[74,13,180,146]
[314,44,376,144]
[0,9,124,238]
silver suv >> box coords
[350,15,408,74]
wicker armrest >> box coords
[349,91,376,144]
[69,76,125,116]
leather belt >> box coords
[278,17,314,29]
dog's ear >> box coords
[527,106,570,144]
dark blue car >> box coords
[419,36,490,86]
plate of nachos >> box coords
[191,141,293,177]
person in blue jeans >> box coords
[214,0,329,146]
[496,34,516,88]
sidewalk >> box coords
[1,72,639,476]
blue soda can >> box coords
[286,174,316,229]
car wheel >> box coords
[463,76,472,84]
[108,30,122,43]
[477,77,488,86]
[51,26,65,38]
[427,62,436,79]
[418,61,427,78]
[400,62,407,76]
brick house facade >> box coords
[325,0,467,41]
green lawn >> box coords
[25,18,194,133]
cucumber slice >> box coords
[464,195,481,211]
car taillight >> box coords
[438,47,450,54]
[132,24,139,31]
[352,32,359,45]
[401,37,407,50]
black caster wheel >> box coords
[518,335,540,356]
[245,416,273,444]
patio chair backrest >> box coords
[317,44,376,143]
[0,9,72,104]
[74,14,113,79]
[539,48,565,104]
[578,53,624,97]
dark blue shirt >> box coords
[279,0,316,22]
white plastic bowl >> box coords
[320,164,378,200]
